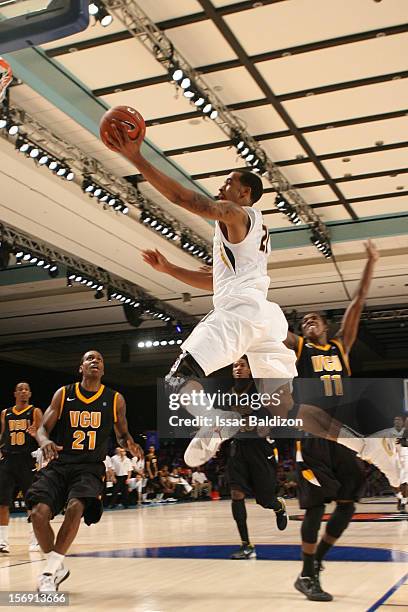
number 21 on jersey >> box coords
[72,430,96,450]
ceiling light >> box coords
[88,2,98,15]
[172,68,183,81]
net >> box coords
[0,57,12,103]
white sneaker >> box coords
[37,573,56,593]
[0,542,9,553]
[359,437,401,488]
[184,430,222,467]
[184,412,241,467]
[55,566,70,590]
[29,543,41,552]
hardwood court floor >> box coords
[1,499,407,611]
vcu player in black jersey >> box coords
[227,357,287,560]
[0,381,42,553]
[285,240,378,602]
[26,350,143,593]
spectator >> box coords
[191,466,212,500]
[132,454,145,476]
[169,468,192,499]
[159,468,177,500]
[110,448,132,509]
[145,446,158,480]
[103,455,116,507]
[145,445,161,500]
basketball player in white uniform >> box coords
[104,121,400,487]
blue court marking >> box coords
[366,572,408,611]
[69,544,408,563]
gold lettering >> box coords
[311,355,324,372]
[91,412,101,428]
[313,355,342,373]
[79,411,91,428]
[69,411,80,427]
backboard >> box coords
[0,0,89,53]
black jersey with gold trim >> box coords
[52,382,118,464]
[293,337,351,412]
[1,405,37,455]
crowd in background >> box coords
[10,437,391,513]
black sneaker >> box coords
[230,544,256,559]
[294,574,333,602]
[275,497,288,531]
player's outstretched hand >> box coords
[104,119,144,159]
[364,239,379,262]
[41,440,63,462]
[127,440,144,459]
[142,248,170,273]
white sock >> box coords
[397,491,403,500]
[0,526,9,543]
[337,428,364,454]
[44,551,65,575]
[402,498,407,505]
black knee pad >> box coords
[326,502,355,539]
[165,351,205,392]
[301,505,325,544]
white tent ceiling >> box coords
[0,0,407,369]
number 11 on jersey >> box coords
[321,374,343,397]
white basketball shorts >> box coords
[181,297,297,381]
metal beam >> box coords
[262,190,408,213]
[139,104,407,132]
[277,71,408,102]
[197,0,357,220]
[46,16,408,73]
[163,139,408,161]
[0,223,197,324]
[268,213,408,249]
[276,141,408,167]
[101,0,327,236]
[4,47,213,197]
[93,66,408,102]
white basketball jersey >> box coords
[212,207,270,304]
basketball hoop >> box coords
[0,57,12,103]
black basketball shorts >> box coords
[26,461,105,525]
[227,437,278,507]
[296,438,366,509]
[0,454,36,506]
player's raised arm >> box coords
[104,121,248,228]
[114,394,144,459]
[142,249,213,291]
[337,240,379,353]
[284,330,300,353]
[36,388,64,461]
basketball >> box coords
[99,106,146,149]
